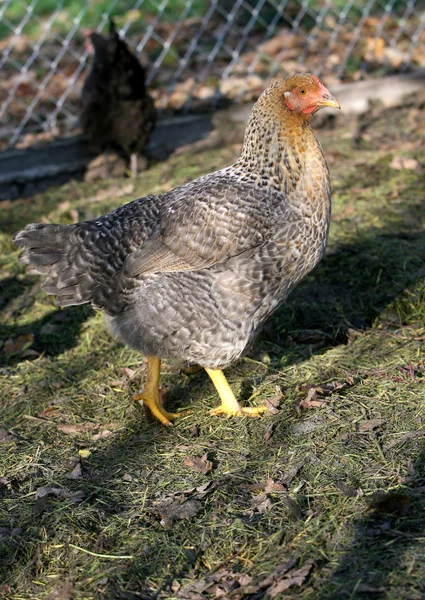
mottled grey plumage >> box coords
[14,74,337,371]
[81,20,156,163]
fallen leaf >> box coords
[257,558,298,588]
[3,333,34,356]
[183,453,213,474]
[268,560,314,597]
[37,406,61,419]
[92,429,114,441]
[120,367,136,378]
[0,585,12,597]
[47,579,75,600]
[264,478,285,493]
[368,492,410,516]
[248,493,272,515]
[0,428,17,444]
[282,496,302,521]
[390,156,421,173]
[281,460,305,485]
[300,387,328,409]
[66,462,83,480]
[357,418,386,432]
[189,425,200,437]
[56,423,98,435]
[292,415,325,436]
[335,480,359,497]
[34,486,84,516]
[264,387,282,414]
[263,423,276,443]
[397,459,417,484]
[297,380,347,396]
[58,200,70,212]
[156,498,203,521]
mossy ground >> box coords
[1,96,425,600]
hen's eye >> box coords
[299,89,306,95]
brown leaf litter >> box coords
[34,486,84,516]
[183,453,213,474]
[152,482,215,528]
[175,557,315,599]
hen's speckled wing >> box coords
[122,172,294,279]
[13,170,297,318]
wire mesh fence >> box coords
[1,0,424,151]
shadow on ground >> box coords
[317,445,425,600]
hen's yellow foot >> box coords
[134,390,178,427]
[210,404,268,417]
[134,355,179,426]
[205,367,268,418]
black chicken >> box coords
[81,20,157,177]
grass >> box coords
[1,96,425,599]
[0,0,211,41]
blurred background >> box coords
[1,0,424,152]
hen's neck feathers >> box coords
[233,80,324,193]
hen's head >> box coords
[281,73,340,115]
[257,73,340,121]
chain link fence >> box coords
[1,0,424,151]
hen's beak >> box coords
[317,93,341,109]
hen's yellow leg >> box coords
[134,356,179,426]
[205,368,267,417]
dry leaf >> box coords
[300,387,328,409]
[263,423,276,443]
[120,367,136,378]
[248,493,272,515]
[264,387,282,414]
[282,496,302,521]
[66,462,83,480]
[0,585,12,598]
[268,560,314,597]
[3,333,34,356]
[264,478,285,493]
[368,492,410,516]
[357,418,386,431]
[292,415,325,436]
[156,498,203,521]
[189,425,200,437]
[47,579,75,600]
[183,453,213,474]
[281,460,305,485]
[92,429,114,441]
[390,156,421,173]
[34,486,84,516]
[257,558,298,588]
[56,423,98,435]
[397,459,416,484]
[0,428,17,444]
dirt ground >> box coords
[1,90,425,600]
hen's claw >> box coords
[134,391,178,427]
[134,356,179,426]
[210,404,267,417]
[205,367,268,418]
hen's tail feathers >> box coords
[13,223,94,308]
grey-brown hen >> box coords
[81,20,156,176]
[13,74,340,426]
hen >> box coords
[81,20,157,177]
[14,74,340,426]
